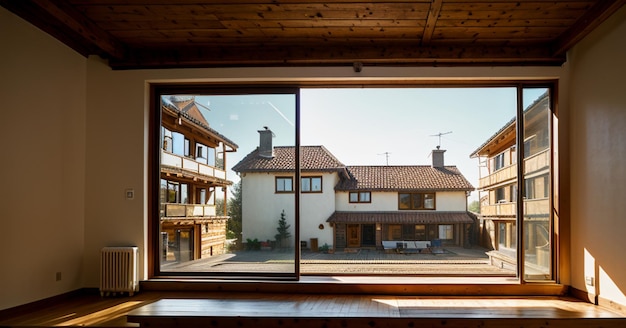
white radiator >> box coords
[100,246,139,297]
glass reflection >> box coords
[522,88,552,280]
[159,93,297,276]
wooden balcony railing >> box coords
[480,198,550,217]
[161,150,226,180]
[162,203,217,218]
[478,149,550,189]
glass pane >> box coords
[424,193,435,209]
[159,92,297,277]
[301,178,311,192]
[398,194,410,209]
[311,177,322,192]
[300,87,519,276]
[522,88,552,280]
[411,193,423,209]
[172,132,185,156]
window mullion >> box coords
[516,85,525,282]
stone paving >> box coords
[162,246,515,275]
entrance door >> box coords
[361,224,376,246]
[347,224,360,247]
[176,228,194,262]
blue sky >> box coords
[196,87,547,202]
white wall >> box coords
[568,5,626,308]
[435,192,468,211]
[241,172,336,247]
[335,191,467,211]
[240,173,296,243]
[0,8,86,310]
[300,172,338,247]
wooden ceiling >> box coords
[2,0,624,70]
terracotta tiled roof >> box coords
[232,146,345,173]
[326,211,474,224]
[336,165,474,191]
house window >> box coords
[162,127,173,152]
[494,152,505,171]
[415,225,426,240]
[195,143,216,166]
[387,225,402,240]
[276,177,294,193]
[398,192,435,210]
[510,184,518,202]
[495,187,506,203]
[349,191,371,203]
[439,225,453,240]
[524,178,535,199]
[301,176,322,193]
[172,132,185,156]
[162,180,186,203]
[152,84,554,282]
[184,138,190,157]
[196,144,204,160]
[199,188,207,204]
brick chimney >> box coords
[258,127,274,158]
[431,147,446,168]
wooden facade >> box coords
[471,92,552,276]
[159,96,237,263]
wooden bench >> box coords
[126,296,626,328]
[382,240,431,253]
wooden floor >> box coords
[1,289,625,328]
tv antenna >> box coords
[430,131,452,149]
[378,152,392,165]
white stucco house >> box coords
[233,128,475,251]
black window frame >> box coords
[398,192,436,210]
[276,177,294,193]
[349,191,371,203]
[301,176,322,193]
[148,81,557,285]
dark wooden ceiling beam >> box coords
[2,0,621,69]
[552,0,626,56]
[422,0,443,45]
[28,0,127,59]
[110,43,565,69]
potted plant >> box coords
[319,243,333,254]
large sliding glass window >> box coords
[151,84,555,281]
[154,87,298,278]
[521,87,552,281]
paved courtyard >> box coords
[163,246,515,275]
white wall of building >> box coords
[241,173,296,243]
[435,192,469,211]
[300,172,338,248]
[240,171,337,247]
[336,191,468,212]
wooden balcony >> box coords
[161,150,227,181]
[162,203,217,218]
[478,149,550,189]
[479,164,516,190]
[481,198,550,218]
[481,201,516,217]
